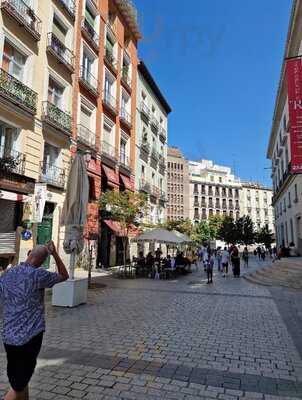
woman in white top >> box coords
[221,247,229,277]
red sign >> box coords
[287,58,302,174]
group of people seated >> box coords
[133,248,193,279]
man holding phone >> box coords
[0,241,69,400]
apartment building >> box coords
[240,183,274,231]
[135,61,171,225]
[0,0,141,268]
[166,147,190,221]
[267,0,302,253]
[189,160,241,222]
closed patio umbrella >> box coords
[61,154,89,279]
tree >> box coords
[218,217,238,245]
[256,226,274,249]
[208,215,224,240]
[99,190,147,266]
[163,218,193,236]
[191,221,211,245]
[235,216,255,247]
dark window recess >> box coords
[0,199,23,232]
[89,176,96,201]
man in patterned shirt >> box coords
[0,241,69,400]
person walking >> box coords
[202,246,208,272]
[207,251,215,284]
[261,246,266,261]
[0,241,69,400]
[231,246,241,277]
[216,247,222,272]
[242,247,249,268]
[221,247,229,278]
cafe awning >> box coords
[102,165,119,186]
[104,219,139,237]
[120,174,132,190]
[132,228,184,245]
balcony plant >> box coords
[0,155,20,173]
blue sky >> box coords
[135,0,292,186]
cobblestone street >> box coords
[1,257,302,400]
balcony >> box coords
[159,155,166,172]
[151,115,159,132]
[0,68,37,115]
[0,146,25,175]
[104,47,117,74]
[222,204,227,210]
[103,91,118,115]
[57,0,75,19]
[79,66,99,96]
[106,22,116,42]
[229,204,234,210]
[209,202,214,208]
[42,101,72,135]
[140,141,150,154]
[235,204,240,210]
[141,101,150,121]
[119,152,131,172]
[151,146,159,162]
[201,201,207,207]
[121,67,132,92]
[139,179,151,194]
[208,190,213,196]
[77,124,95,149]
[120,107,132,129]
[215,203,220,209]
[194,200,199,207]
[81,18,99,52]
[150,185,160,198]
[40,162,65,189]
[159,190,167,202]
[194,213,200,220]
[101,141,117,162]
[46,33,74,72]
[159,126,167,143]
[1,0,42,41]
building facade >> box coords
[188,160,241,223]
[240,183,274,231]
[0,0,141,269]
[166,147,190,221]
[135,61,171,225]
[267,0,302,253]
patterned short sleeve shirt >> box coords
[0,263,60,346]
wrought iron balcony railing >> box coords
[119,152,130,169]
[139,179,151,193]
[151,147,159,161]
[104,47,117,72]
[141,101,150,119]
[80,66,99,95]
[151,185,160,198]
[159,155,166,168]
[106,22,116,41]
[42,101,72,133]
[159,126,167,142]
[40,161,65,188]
[194,213,200,220]
[1,0,42,40]
[194,201,199,207]
[81,18,99,51]
[57,0,75,19]
[140,141,150,154]
[151,115,159,131]
[120,107,131,127]
[201,202,207,207]
[0,68,37,114]
[77,124,95,148]
[0,146,25,175]
[121,67,132,90]
[103,91,117,114]
[101,141,117,160]
[47,33,75,71]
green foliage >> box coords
[163,218,193,236]
[0,155,19,173]
[256,226,274,249]
[191,221,211,245]
[218,217,238,245]
[208,215,224,240]
[236,216,255,246]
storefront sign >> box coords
[32,183,47,223]
[286,58,302,173]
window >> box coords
[85,1,97,28]
[52,14,67,43]
[0,122,19,156]
[294,184,298,202]
[219,177,222,183]
[2,41,26,81]
[120,138,127,162]
[121,90,130,114]
[48,77,64,107]
[103,116,115,146]
[104,69,115,96]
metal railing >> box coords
[101,141,116,159]
[141,101,150,119]
[106,22,116,40]
[47,33,74,70]
[201,202,207,207]
[57,0,75,18]
[80,66,98,93]
[77,124,95,148]
[1,0,42,39]
[0,146,25,175]
[121,67,131,88]
[159,155,166,168]
[119,152,130,169]
[159,126,167,142]
[120,107,131,126]
[0,68,37,113]
[159,190,166,202]
[103,91,117,112]
[194,201,199,207]
[40,161,65,188]
[151,185,160,198]
[151,146,159,161]
[139,179,151,193]
[42,101,72,133]
[104,47,117,70]
[151,115,159,131]
[140,141,150,153]
[82,18,99,49]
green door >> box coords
[37,216,53,268]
